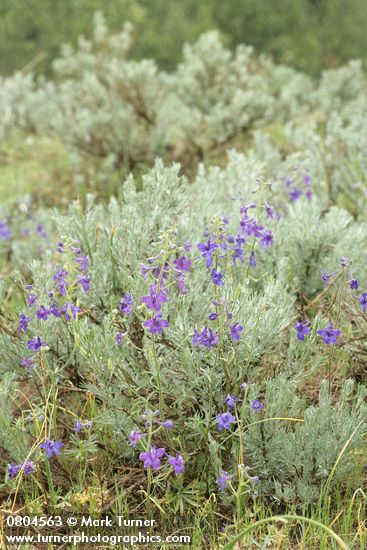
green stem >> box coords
[223,514,349,550]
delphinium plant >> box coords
[0,157,366,550]
[0,19,367,549]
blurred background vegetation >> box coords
[0,0,366,77]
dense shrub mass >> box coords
[1,0,367,76]
[0,16,366,549]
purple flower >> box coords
[141,284,168,312]
[173,256,192,272]
[215,412,236,431]
[62,302,81,321]
[240,216,263,237]
[224,394,241,410]
[251,475,260,485]
[75,255,89,272]
[22,461,35,475]
[53,267,68,282]
[356,292,367,313]
[21,358,32,368]
[140,264,151,279]
[27,293,38,308]
[216,470,232,491]
[27,336,46,352]
[183,241,192,252]
[57,241,64,253]
[129,430,146,447]
[192,326,219,349]
[176,274,187,294]
[168,453,185,475]
[208,312,218,321]
[36,224,47,238]
[53,267,68,295]
[152,265,170,280]
[77,276,91,293]
[250,399,263,413]
[228,322,243,341]
[303,174,312,185]
[157,420,173,429]
[211,268,224,286]
[50,303,61,317]
[317,323,341,345]
[119,293,133,316]
[143,314,169,334]
[73,420,83,433]
[8,463,21,480]
[349,278,359,290]
[248,251,256,268]
[36,306,51,321]
[139,446,165,470]
[19,313,32,332]
[265,203,274,219]
[294,321,311,341]
[321,271,335,288]
[0,221,11,240]
[284,177,294,188]
[240,203,256,214]
[40,439,64,459]
[260,230,273,248]
[197,238,218,268]
[115,331,127,346]
[289,188,303,202]
[232,245,244,265]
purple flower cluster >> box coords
[295,319,341,345]
[192,326,219,349]
[138,447,185,476]
[131,412,184,476]
[134,245,193,337]
[215,389,263,431]
[197,205,274,276]
[283,170,313,202]
[194,301,244,348]
[16,241,91,364]
[140,246,192,297]
[8,460,35,480]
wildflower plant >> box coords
[0,19,367,548]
